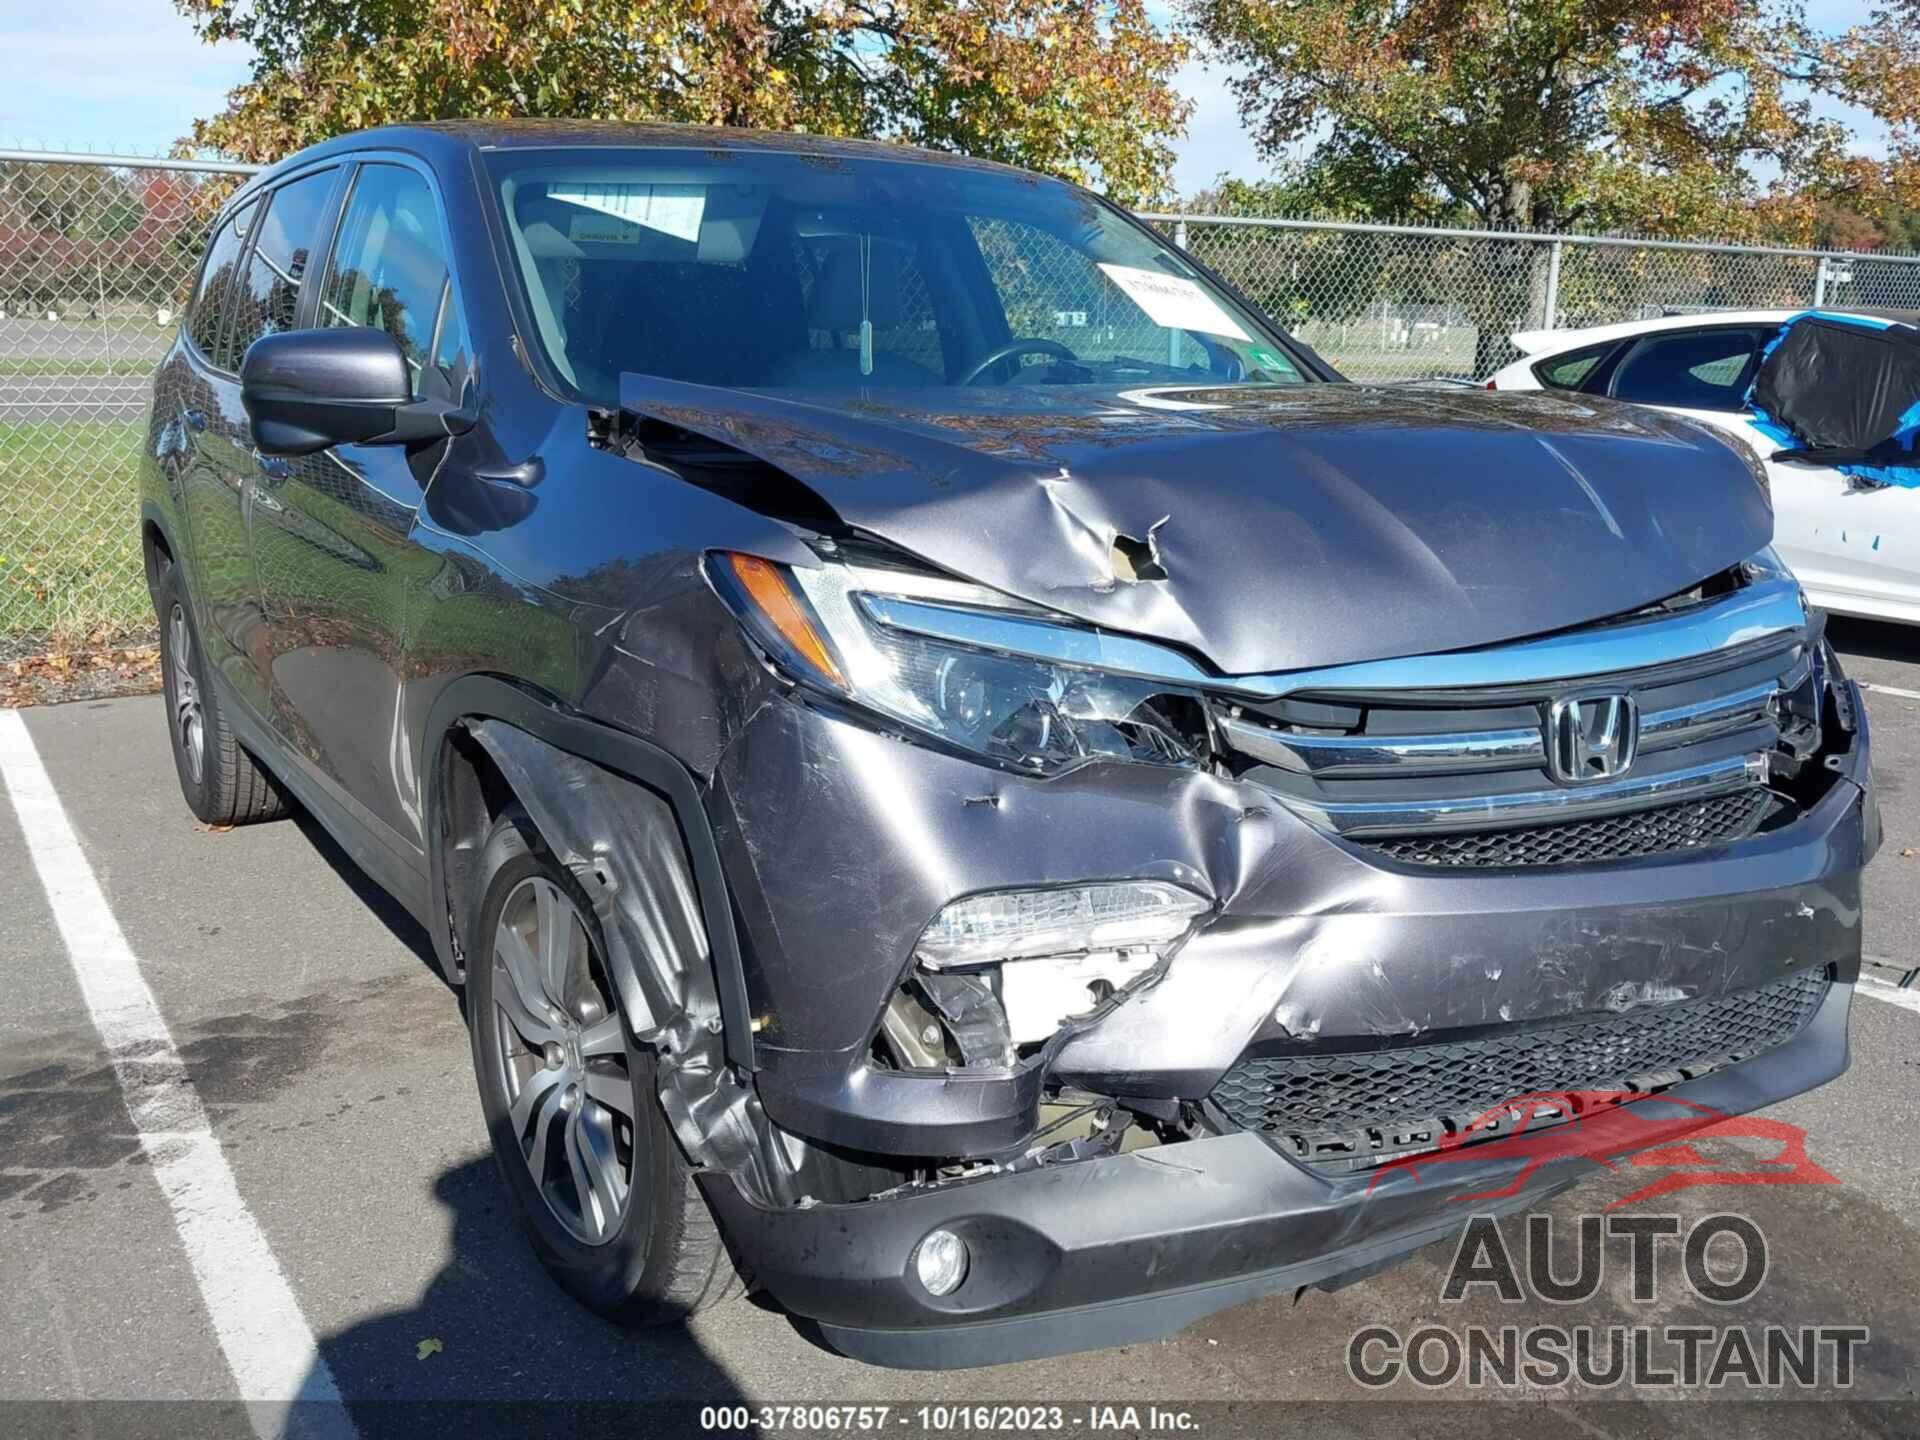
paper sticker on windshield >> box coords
[1097,263,1250,341]
[1249,344,1296,374]
[550,183,706,244]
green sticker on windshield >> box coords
[1250,345,1289,372]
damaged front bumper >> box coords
[701,974,1852,1367]
[698,665,1873,1362]
[714,671,1874,1150]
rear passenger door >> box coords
[175,195,260,686]
[248,159,472,853]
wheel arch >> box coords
[139,501,184,600]
[421,674,756,1074]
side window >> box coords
[187,199,257,365]
[1609,329,1767,411]
[319,165,460,398]
[1534,342,1614,391]
[223,168,338,370]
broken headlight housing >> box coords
[709,550,1208,775]
[887,881,1211,1068]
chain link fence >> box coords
[3,144,1919,646]
[1152,213,1920,383]
[0,148,258,647]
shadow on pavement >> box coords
[289,807,444,980]
[301,1157,749,1437]
[1827,613,1920,666]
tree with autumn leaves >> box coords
[179,0,1920,234]
[175,0,1190,203]
[1183,0,1920,246]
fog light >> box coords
[915,1228,970,1296]
[915,881,1208,969]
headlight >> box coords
[708,550,1208,774]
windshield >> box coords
[484,148,1311,404]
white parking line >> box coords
[0,711,356,1438]
[1859,975,1920,1015]
[1861,681,1920,702]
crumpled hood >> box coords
[620,375,1772,676]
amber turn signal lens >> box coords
[723,553,848,689]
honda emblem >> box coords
[1546,693,1639,784]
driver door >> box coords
[247,159,473,853]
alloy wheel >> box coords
[489,876,634,1244]
[167,603,205,786]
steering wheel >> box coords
[958,337,1079,386]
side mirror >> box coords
[240,327,473,457]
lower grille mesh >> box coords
[1212,966,1829,1164]
[1365,788,1775,869]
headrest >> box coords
[807,243,910,332]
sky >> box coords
[0,0,1889,198]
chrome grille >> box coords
[1212,967,1830,1165]
[1216,572,1810,859]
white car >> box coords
[1488,309,1920,625]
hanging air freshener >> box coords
[859,235,875,377]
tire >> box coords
[154,558,288,826]
[466,810,740,1324]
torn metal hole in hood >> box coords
[1108,518,1170,584]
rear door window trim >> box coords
[184,160,347,378]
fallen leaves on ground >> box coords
[2,644,162,708]
[416,1337,443,1360]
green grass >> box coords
[0,419,149,644]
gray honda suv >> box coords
[138,121,1877,1367]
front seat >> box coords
[770,243,941,388]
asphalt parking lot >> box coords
[0,372,151,422]
[0,320,165,419]
[3,617,1919,1438]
